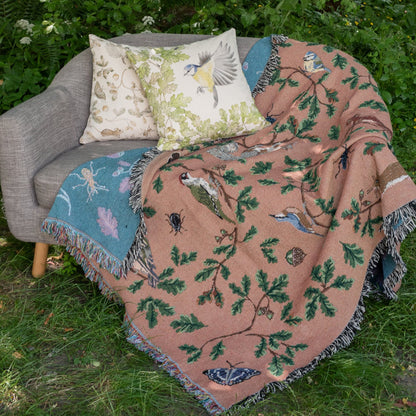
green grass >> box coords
[1,209,415,414]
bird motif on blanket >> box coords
[183,41,238,107]
[270,207,324,237]
[179,172,234,223]
[208,141,286,161]
[303,51,331,74]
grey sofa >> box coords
[0,32,258,277]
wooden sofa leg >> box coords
[32,242,49,277]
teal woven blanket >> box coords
[42,147,152,277]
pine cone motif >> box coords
[285,247,307,267]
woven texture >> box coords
[42,36,416,414]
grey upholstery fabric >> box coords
[0,33,258,244]
[0,86,79,242]
[34,139,157,208]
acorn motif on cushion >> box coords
[285,247,307,267]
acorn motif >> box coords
[285,247,307,267]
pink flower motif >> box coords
[97,207,119,239]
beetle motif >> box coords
[166,210,186,235]
[335,144,352,178]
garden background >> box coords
[1,0,416,414]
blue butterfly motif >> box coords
[203,361,260,386]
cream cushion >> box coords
[79,34,158,144]
[126,28,269,151]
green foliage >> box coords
[136,297,175,329]
[53,251,81,276]
[178,344,202,363]
[1,0,416,173]
[152,175,164,193]
[340,241,365,268]
[170,313,206,333]
[260,237,279,264]
[304,257,354,320]
[222,169,243,186]
[235,186,259,223]
[1,2,416,413]
[209,341,225,360]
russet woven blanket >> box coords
[44,35,416,414]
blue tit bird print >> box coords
[183,41,238,107]
[303,51,331,74]
[270,207,324,237]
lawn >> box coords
[1,0,416,415]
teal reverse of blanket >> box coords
[42,147,151,276]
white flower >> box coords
[26,23,34,34]
[15,20,34,34]
[43,22,58,34]
[19,36,32,45]
[142,16,155,26]
[15,19,30,29]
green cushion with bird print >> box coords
[126,28,270,151]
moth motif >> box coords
[203,361,260,386]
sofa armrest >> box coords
[0,85,80,241]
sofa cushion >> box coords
[126,28,269,151]
[34,139,157,209]
[79,35,159,144]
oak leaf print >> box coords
[119,177,131,193]
[97,207,119,239]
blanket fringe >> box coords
[129,146,162,214]
[125,316,226,415]
[231,278,371,414]
[371,199,416,299]
[43,198,415,415]
[41,220,121,302]
[41,219,124,279]
[230,199,416,414]
[252,34,288,98]
[122,146,162,276]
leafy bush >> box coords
[1,0,415,170]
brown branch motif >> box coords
[180,270,307,377]
[341,182,383,237]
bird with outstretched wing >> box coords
[184,41,238,107]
